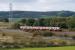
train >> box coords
[20,26,62,31]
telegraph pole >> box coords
[9,3,13,28]
[9,3,13,23]
[9,3,13,22]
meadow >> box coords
[0,46,75,50]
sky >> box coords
[0,0,75,11]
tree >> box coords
[3,18,9,22]
[19,19,26,25]
[39,18,45,26]
[67,17,75,29]
[26,19,35,26]
[58,23,68,29]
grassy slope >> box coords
[0,46,75,50]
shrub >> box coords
[72,36,75,40]
[11,23,20,29]
[40,31,54,37]
[48,39,67,46]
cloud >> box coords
[14,0,37,3]
[0,0,75,11]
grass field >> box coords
[0,46,75,50]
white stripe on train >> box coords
[20,26,60,30]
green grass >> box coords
[0,46,75,50]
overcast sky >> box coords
[0,0,75,11]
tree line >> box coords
[17,17,75,29]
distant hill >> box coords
[0,11,75,18]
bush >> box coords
[40,31,54,37]
[72,36,75,40]
[48,39,67,46]
[11,23,20,29]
